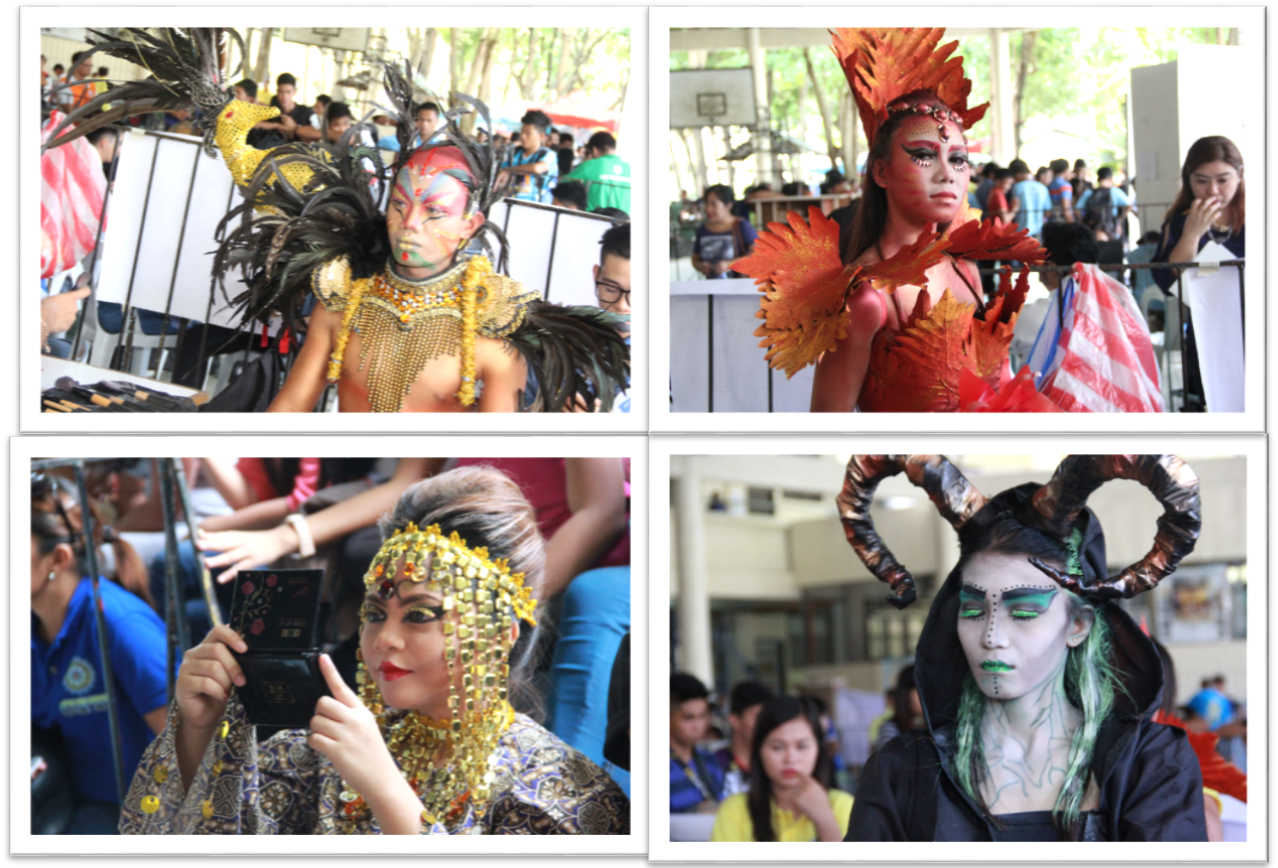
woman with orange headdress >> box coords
[736,29,1050,413]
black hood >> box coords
[914,483,1166,740]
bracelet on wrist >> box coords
[285,513,316,558]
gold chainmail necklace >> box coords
[326,258,488,412]
[337,523,538,831]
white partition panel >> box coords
[670,294,710,412]
[490,198,621,307]
[97,130,251,329]
[492,199,554,296]
[670,280,816,413]
[547,211,618,307]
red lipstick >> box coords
[378,662,412,681]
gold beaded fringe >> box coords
[326,258,489,412]
[337,523,537,831]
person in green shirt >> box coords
[564,131,631,215]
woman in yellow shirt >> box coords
[711,697,854,841]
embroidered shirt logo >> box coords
[63,656,96,695]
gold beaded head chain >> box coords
[341,522,538,830]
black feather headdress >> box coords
[375,62,510,272]
[212,130,392,331]
[44,28,246,157]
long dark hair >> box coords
[746,696,832,841]
[1165,135,1245,230]
[31,473,155,610]
[842,88,961,266]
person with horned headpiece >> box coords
[45,29,628,414]
[118,466,630,834]
[837,454,1208,841]
[735,30,1054,413]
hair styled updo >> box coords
[842,88,964,266]
[378,465,547,717]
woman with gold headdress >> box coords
[735,29,1052,413]
[118,466,629,834]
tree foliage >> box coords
[671,28,1231,180]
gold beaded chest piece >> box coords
[313,256,537,413]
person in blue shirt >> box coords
[498,109,559,204]
[1007,158,1052,239]
[377,101,440,153]
[1047,157,1076,223]
[1187,677,1237,731]
[670,673,726,814]
[31,474,169,835]
[1077,166,1133,242]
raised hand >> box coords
[197,525,296,583]
[307,654,399,800]
[176,625,248,733]
[1183,195,1225,244]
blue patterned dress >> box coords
[119,697,629,835]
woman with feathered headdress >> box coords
[735,29,1052,413]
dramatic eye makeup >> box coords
[359,595,445,624]
[900,141,972,172]
[958,584,986,619]
[959,584,1057,620]
[999,587,1059,621]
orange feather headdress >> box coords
[830,28,989,147]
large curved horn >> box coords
[1028,454,1202,599]
[837,455,988,609]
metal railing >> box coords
[29,457,222,802]
[670,258,1244,413]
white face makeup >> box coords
[956,552,1090,702]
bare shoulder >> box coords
[475,335,526,376]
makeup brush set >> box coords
[41,377,199,413]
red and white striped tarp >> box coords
[41,111,107,278]
[1042,263,1163,413]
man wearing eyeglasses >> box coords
[568,222,632,413]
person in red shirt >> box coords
[985,168,1015,223]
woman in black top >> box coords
[840,455,1208,842]
[1152,136,1246,412]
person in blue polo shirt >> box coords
[1008,158,1052,239]
[670,673,725,815]
[497,109,559,203]
[31,474,168,835]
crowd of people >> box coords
[669,676,852,842]
[31,458,632,835]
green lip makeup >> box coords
[981,661,1014,673]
